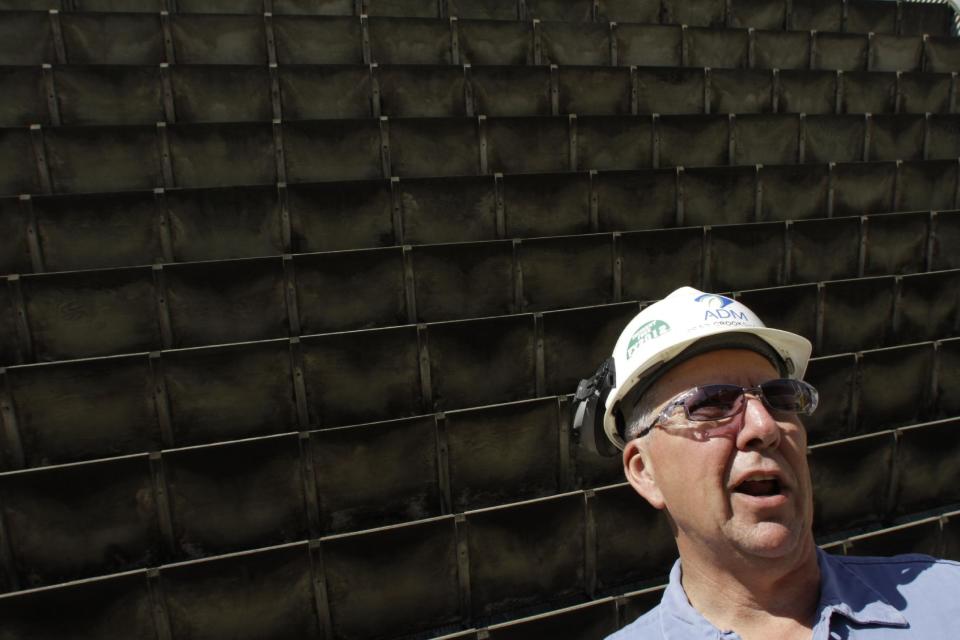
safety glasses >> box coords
[636,378,819,438]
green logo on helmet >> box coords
[626,320,671,359]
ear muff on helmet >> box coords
[572,357,620,457]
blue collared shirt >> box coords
[608,549,960,639]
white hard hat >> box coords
[572,286,813,455]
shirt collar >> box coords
[815,547,908,628]
[656,549,908,639]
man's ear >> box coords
[623,438,666,510]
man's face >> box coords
[622,349,815,565]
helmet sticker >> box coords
[626,320,671,358]
[694,293,734,309]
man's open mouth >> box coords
[734,476,782,497]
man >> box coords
[573,286,960,639]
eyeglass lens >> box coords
[682,379,815,422]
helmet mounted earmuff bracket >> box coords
[572,357,620,457]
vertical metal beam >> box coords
[857,214,868,277]
[892,160,903,212]
[402,245,418,324]
[273,119,288,184]
[152,264,174,349]
[583,490,598,599]
[29,125,53,195]
[891,275,903,340]
[156,122,175,188]
[651,113,661,169]
[629,64,638,114]
[48,10,66,63]
[160,11,175,64]
[308,540,334,640]
[148,452,178,561]
[268,63,283,121]
[533,312,546,397]
[809,30,817,70]
[798,113,807,163]
[549,64,560,116]
[449,16,460,65]
[463,64,474,117]
[950,73,958,114]
[41,64,61,126]
[289,337,310,429]
[727,113,736,165]
[921,33,930,73]
[704,67,713,114]
[416,324,434,412]
[454,514,472,625]
[0,502,21,591]
[370,63,382,118]
[931,340,943,419]
[814,282,825,355]
[926,211,938,274]
[148,352,175,449]
[612,231,623,301]
[146,568,174,640]
[512,238,524,313]
[282,254,301,337]
[862,112,872,162]
[360,15,371,64]
[826,161,835,217]
[955,158,960,209]
[7,276,33,364]
[568,113,578,170]
[680,25,689,66]
[263,12,278,66]
[783,220,793,284]
[701,225,713,290]
[588,170,599,231]
[477,115,488,174]
[19,196,44,274]
[0,373,25,471]
[556,396,572,490]
[378,116,392,179]
[835,70,844,114]
[159,63,176,123]
[390,176,404,245]
[277,181,293,254]
[754,164,763,222]
[610,22,619,66]
[494,173,506,239]
[675,166,685,227]
[298,431,322,539]
[153,188,175,264]
[779,221,789,285]
[894,71,903,114]
[772,68,780,113]
[532,19,542,65]
[434,413,452,514]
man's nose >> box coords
[735,395,781,451]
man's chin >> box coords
[729,521,807,560]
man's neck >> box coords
[677,536,822,640]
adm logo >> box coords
[695,293,748,321]
[626,320,670,359]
